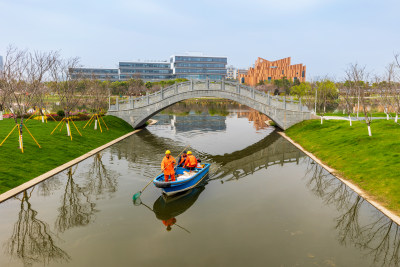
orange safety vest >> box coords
[178,155,187,166]
[161,156,176,175]
[184,155,198,168]
[162,217,176,227]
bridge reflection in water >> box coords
[112,125,303,184]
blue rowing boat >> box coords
[153,164,211,196]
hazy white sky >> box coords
[0,0,399,80]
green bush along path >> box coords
[286,119,400,214]
[0,116,133,194]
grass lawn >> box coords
[0,116,133,194]
[286,119,400,214]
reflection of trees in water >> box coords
[55,167,97,233]
[304,159,400,266]
[36,176,62,197]
[304,159,352,210]
[4,154,117,266]
[6,189,70,266]
[83,153,118,200]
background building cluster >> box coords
[71,53,228,82]
[67,53,306,84]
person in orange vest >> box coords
[184,151,198,171]
[177,151,187,167]
[161,150,176,182]
[162,217,177,231]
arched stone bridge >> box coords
[107,79,311,130]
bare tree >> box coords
[316,78,338,124]
[127,76,145,96]
[28,50,59,123]
[49,57,83,137]
[374,71,392,121]
[1,46,35,150]
[341,80,358,126]
[346,64,373,136]
[395,53,400,69]
[0,77,7,120]
[387,61,400,123]
[84,78,110,130]
[0,46,58,150]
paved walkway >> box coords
[322,116,391,121]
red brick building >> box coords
[239,57,306,86]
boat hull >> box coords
[153,164,210,196]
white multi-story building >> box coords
[119,61,173,81]
[226,65,237,79]
[70,52,229,81]
[170,52,227,80]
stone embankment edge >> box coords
[0,119,158,204]
[278,131,400,226]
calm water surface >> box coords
[0,105,399,267]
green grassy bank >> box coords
[0,116,133,194]
[286,119,400,214]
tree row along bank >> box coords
[285,119,400,215]
[0,116,133,194]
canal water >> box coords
[0,103,399,267]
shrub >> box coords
[57,110,65,117]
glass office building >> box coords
[70,68,119,81]
[119,61,173,81]
[170,54,227,80]
[69,53,228,81]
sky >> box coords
[0,0,399,80]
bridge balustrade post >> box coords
[161,87,164,100]
[190,79,193,91]
[252,87,255,99]
[284,95,286,109]
[147,92,149,105]
[175,83,178,94]
[268,92,271,105]
[299,98,302,111]
[116,96,119,111]
[221,77,225,90]
[236,83,240,94]
[206,78,209,90]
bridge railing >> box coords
[109,79,310,112]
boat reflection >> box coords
[137,179,208,233]
[154,183,206,232]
